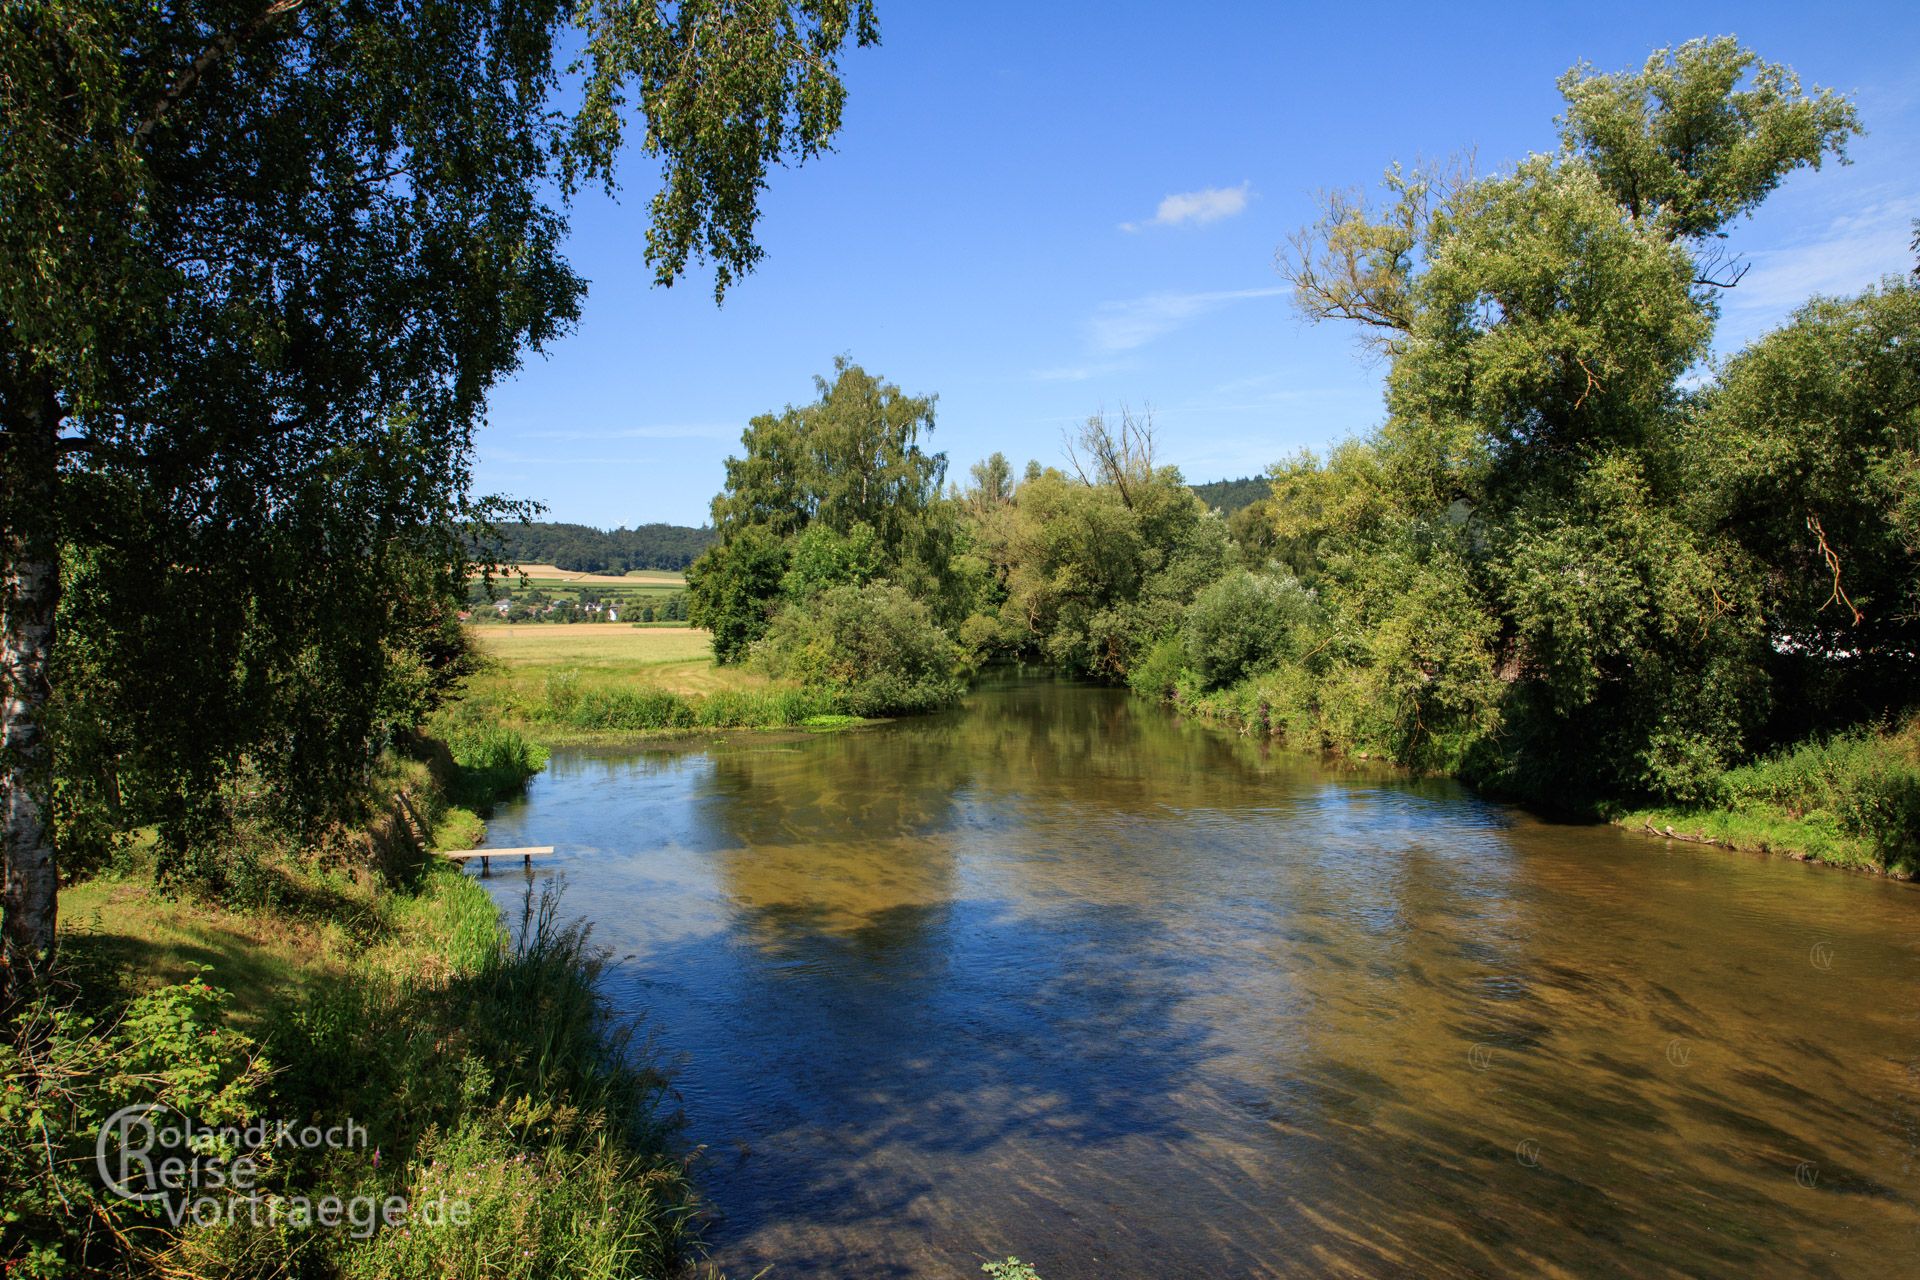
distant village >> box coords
[460,584,691,625]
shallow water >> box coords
[480,678,1920,1278]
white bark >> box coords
[2,387,58,996]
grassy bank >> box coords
[439,624,871,746]
[1612,723,1920,877]
[1151,668,1920,878]
[2,741,701,1279]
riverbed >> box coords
[480,678,1920,1278]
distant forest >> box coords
[481,521,716,572]
[489,483,1260,573]
[1189,476,1268,514]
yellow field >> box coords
[473,623,709,668]
[468,623,763,698]
[478,564,686,585]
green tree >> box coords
[1,0,879,991]
[982,458,1228,680]
[1182,571,1319,690]
[1556,36,1859,243]
[692,360,960,657]
[686,525,791,663]
[964,451,1015,516]
[1686,281,1920,729]
[754,581,961,715]
[1276,37,1860,801]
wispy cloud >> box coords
[1030,360,1130,383]
[1121,183,1252,232]
[1724,199,1913,317]
[1088,286,1287,352]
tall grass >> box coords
[7,753,702,1278]
[443,723,550,812]
[255,880,699,1280]
[536,670,846,732]
[1618,721,1920,874]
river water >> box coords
[480,678,1920,1278]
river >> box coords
[480,677,1920,1278]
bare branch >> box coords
[1276,155,1472,356]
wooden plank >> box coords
[439,845,556,876]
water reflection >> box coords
[483,678,1920,1278]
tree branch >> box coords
[132,0,307,144]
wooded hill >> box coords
[479,521,716,572]
[1190,476,1270,514]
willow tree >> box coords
[0,0,878,994]
[1276,38,1860,801]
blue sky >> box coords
[477,1,1920,529]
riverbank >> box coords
[440,622,877,747]
[454,617,1920,882]
[1606,721,1920,879]
[2,738,703,1277]
[1151,677,1920,880]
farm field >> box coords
[485,564,686,585]
[473,623,711,669]
[467,623,765,702]
[470,565,688,622]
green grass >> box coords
[440,623,851,745]
[1615,803,1879,869]
[57,872,363,1028]
[431,804,487,851]
[1616,721,1920,876]
[12,748,700,1277]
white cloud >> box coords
[1088,286,1287,352]
[1727,200,1913,313]
[1121,183,1252,232]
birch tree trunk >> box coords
[1,379,58,999]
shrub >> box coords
[1713,723,1920,872]
[444,725,550,812]
[1,977,272,1276]
[754,583,963,716]
[1127,635,1186,701]
[1180,571,1318,690]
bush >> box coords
[1127,635,1186,701]
[529,680,847,732]
[754,583,963,716]
[1,977,272,1276]
[443,724,550,812]
[1716,724,1920,871]
[1180,571,1318,690]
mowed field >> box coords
[494,565,686,585]
[469,623,761,698]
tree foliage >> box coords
[690,360,964,660]
[1213,38,1879,804]
[754,582,961,715]
[1,0,880,985]
[478,521,716,572]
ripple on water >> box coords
[478,679,1920,1280]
